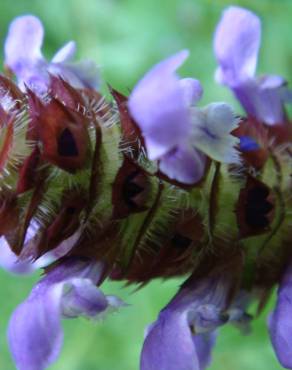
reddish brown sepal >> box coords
[31,96,90,172]
[122,210,204,282]
[35,194,85,256]
[233,118,269,169]
[16,146,41,194]
[26,88,43,141]
[0,194,19,236]
[110,87,143,151]
[49,75,85,111]
[112,156,150,219]
[0,74,24,110]
[0,114,14,171]
[69,220,120,261]
[267,120,292,147]
[236,176,275,238]
[147,210,204,278]
[10,165,48,255]
[81,88,108,120]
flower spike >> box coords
[0,9,290,370]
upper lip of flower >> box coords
[213,5,291,126]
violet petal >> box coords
[233,77,287,125]
[180,78,203,106]
[159,145,206,184]
[128,50,192,160]
[268,264,292,368]
[214,6,261,86]
[193,332,217,370]
[191,102,240,163]
[141,310,200,370]
[4,15,44,76]
[51,41,77,63]
[8,258,124,370]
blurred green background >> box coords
[0,0,291,369]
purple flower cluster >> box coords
[0,5,291,370]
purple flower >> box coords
[4,15,99,93]
[141,272,249,370]
[0,237,36,275]
[128,51,239,184]
[0,220,81,275]
[214,6,291,125]
[8,258,125,370]
[268,263,292,368]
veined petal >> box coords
[159,145,206,184]
[51,41,77,63]
[214,6,261,86]
[199,102,238,136]
[192,103,240,163]
[4,15,44,75]
[196,134,239,164]
[268,264,292,369]
[128,50,192,160]
[8,258,125,370]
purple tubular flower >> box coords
[214,6,289,125]
[128,50,206,184]
[4,15,99,93]
[8,258,125,370]
[128,51,240,184]
[268,264,292,369]
[140,273,245,370]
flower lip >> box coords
[141,263,250,370]
[128,49,193,161]
[214,6,261,86]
